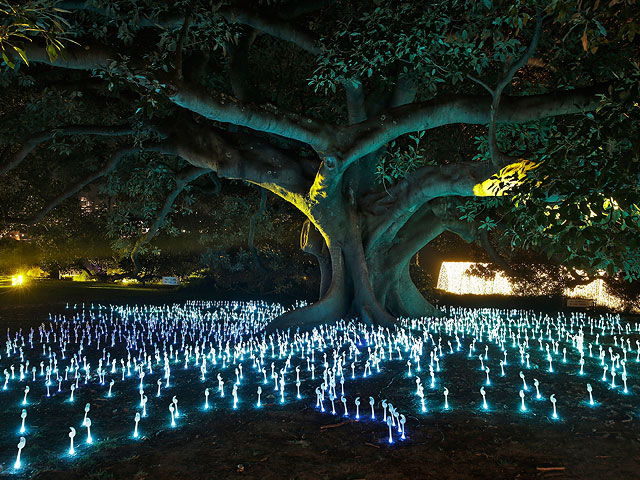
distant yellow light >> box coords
[11,275,24,286]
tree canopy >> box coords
[1,0,638,328]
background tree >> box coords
[1,0,638,329]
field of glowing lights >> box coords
[1,299,640,479]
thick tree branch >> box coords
[25,44,335,150]
[169,80,333,149]
[346,207,396,327]
[340,85,605,167]
[9,141,175,225]
[468,9,544,168]
[208,172,222,194]
[130,165,208,275]
[0,125,137,175]
[442,216,478,243]
[219,6,321,56]
[382,204,444,269]
[228,28,258,103]
[365,161,489,250]
[479,228,512,273]
[248,188,268,273]
[59,2,323,55]
[300,219,331,298]
[388,73,418,109]
[174,7,194,81]
[343,78,367,125]
[169,121,315,201]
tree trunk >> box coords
[268,195,441,332]
[267,245,349,331]
[300,219,331,299]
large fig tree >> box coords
[1,0,638,329]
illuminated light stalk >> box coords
[83,403,90,426]
[550,394,558,419]
[517,372,528,393]
[19,409,27,433]
[85,418,92,444]
[169,404,176,427]
[172,396,179,417]
[15,437,25,469]
[68,427,76,455]
[480,387,487,410]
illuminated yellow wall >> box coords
[436,261,631,311]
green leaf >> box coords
[12,46,28,66]
[2,51,16,69]
[47,44,58,63]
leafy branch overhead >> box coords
[0,0,74,67]
[0,0,638,323]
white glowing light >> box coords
[437,262,513,296]
[68,427,76,455]
[2,299,639,472]
[134,412,141,438]
[20,409,27,433]
[85,417,93,444]
[15,437,25,469]
[436,262,634,310]
[519,390,526,411]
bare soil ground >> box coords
[1,281,639,480]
